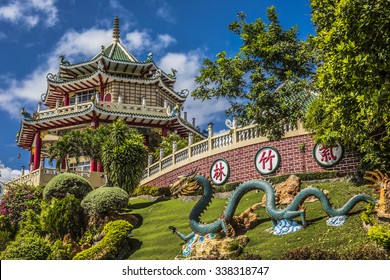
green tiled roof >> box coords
[104,42,138,62]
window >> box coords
[69,89,98,105]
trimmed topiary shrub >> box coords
[43,173,92,201]
[1,234,52,260]
[41,194,85,240]
[73,220,133,260]
[81,187,129,215]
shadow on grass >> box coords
[129,197,170,210]
[127,238,143,258]
[130,213,143,229]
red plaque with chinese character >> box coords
[254,147,281,175]
[313,143,344,167]
[210,158,230,185]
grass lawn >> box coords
[128,181,379,260]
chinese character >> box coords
[319,146,337,163]
[259,149,275,171]
[213,162,226,181]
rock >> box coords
[304,189,330,203]
[262,175,301,205]
[230,203,262,236]
[63,233,82,254]
[261,176,329,205]
[180,234,249,260]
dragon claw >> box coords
[168,226,176,233]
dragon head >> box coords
[170,168,199,197]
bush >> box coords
[0,183,43,234]
[368,225,390,249]
[17,209,44,237]
[41,195,85,241]
[48,240,74,260]
[282,247,340,260]
[0,230,12,251]
[73,220,133,260]
[214,182,241,193]
[81,187,129,215]
[43,173,92,200]
[343,245,389,260]
[1,234,51,260]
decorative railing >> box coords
[4,167,106,188]
[141,122,306,183]
[35,101,169,121]
[98,101,167,116]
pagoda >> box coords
[16,17,204,180]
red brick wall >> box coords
[145,134,360,188]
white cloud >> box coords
[0,25,178,118]
[156,1,176,24]
[123,30,176,54]
[0,0,58,28]
[0,161,22,183]
[158,51,231,127]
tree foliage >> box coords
[192,7,316,140]
[305,0,390,170]
[100,120,148,192]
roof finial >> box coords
[113,16,120,42]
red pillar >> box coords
[90,114,98,172]
[61,158,66,170]
[29,150,34,171]
[162,126,168,137]
[64,94,69,106]
[97,161,104,172]
[33,131,41,170]
[90,159,97,172]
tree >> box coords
[48,131,84,171]
[305,0,390,170]
[100,120,147,193]
[192,7,316,140]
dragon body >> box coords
[170,174,376,241]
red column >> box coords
[90,114,98,172]
[97,161,104,172]
[64,94,69,106]
[61,158,66,170]
[90,159,97,172]
[29,150,34,171]
[33,131,41,170]
[162,126,168,137]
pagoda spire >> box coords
[113,16,120,42]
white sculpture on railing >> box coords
[225,115,238,129]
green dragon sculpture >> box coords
[169,171,376,241]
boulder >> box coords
[230,203,262,236]
[262,175,301,205]
[180,234,249,260]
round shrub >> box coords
[1,234,51,260]
[73,220,133,260]
[42,194,85,240]
[43,173,92,200]
[81,187,129,215]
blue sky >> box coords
[0,0,314,181]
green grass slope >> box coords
[128,182,378,260]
